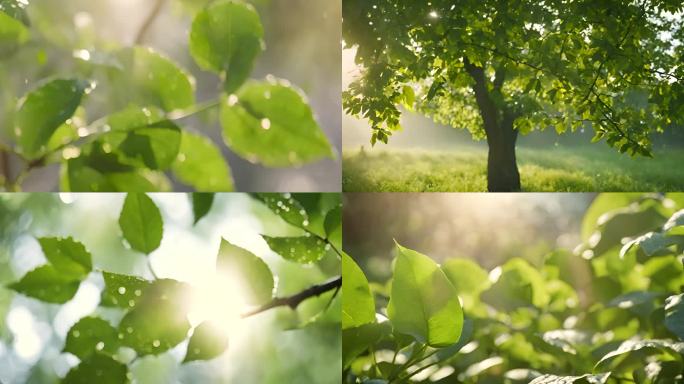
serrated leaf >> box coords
[115,46,195,111]
[262,235,328,264]
[254,193,310,230]
[220,80,333,167]
[189,0,264,93]
[191,193,214,224]
[217,239,273,305]
[15,78,87,159]
[62,353,128,384]
[64,317,119,359]
[99,119,182,170]
[341,252,375,330]
[7,265,81,303]
[387,243,463,347]
[665,294,684,341]
[119,193,163,254]
[324,206,342,251]
[62,156,171,192]
[172,132,234,191]
[183,321,229,363]
[38,237,92,279]
[118,279,192,356]
[100,272,151,309]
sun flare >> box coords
[187,271,250,337]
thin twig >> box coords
[134,0,165,45]
[240,276,342,319]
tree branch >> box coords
[240,276,342,319]
[134,0,165,45]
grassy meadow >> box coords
[342,146,684,192]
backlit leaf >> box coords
[7,265,81,304]
[183,321,229,363]
[38,237,92,279]
[64,317,119,360]
[189,0,264,93]
[341,252,375,329]
[387,243,463,347]
[262,235,328,264]
[216,238,273,305]
[220,80,333,167]
[172,132,234,191]
[118,193,163,254]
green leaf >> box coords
[0,0,30,25]
[341,252,375,330]
[342,321,391,369]
[15,78,87,158]
[596,339,684,369]
[254,193,310,230]
[481,258,549,311]
[64,317,119,360]
[0,7,28,57]
[189,0,264,93]
[118,193,163,254]
[100,272,151,309]
[324,206,342,251]
[220,80,333,167]
[216,238,273,305]
[529,373,611,384]
[441,258,491,305]
[172,132,234,191]
[664,209,684,236]
[115,46,195,111]
[262,235,328,264]
[665,294,684,341]
[62,157,171,192]
[7,265,81,303]
[620,232,677,258]
[118,279,192,356]
[191,193,214,224]
[100,119,182,170]
[62,353,128,384]
[38,237,92,279]
[386,243,463,347]
[183,321,229,363]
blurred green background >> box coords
[342,193,596,282]
[0,0,341,191]
[0,193,340,383]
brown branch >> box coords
[240,276,342,319]
[134,0,165,45]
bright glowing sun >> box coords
[186,271,249,337]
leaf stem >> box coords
[240,276,341,318]
[147,258,159,280]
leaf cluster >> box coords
[344,193,684,383]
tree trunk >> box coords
[464,59,521,192]
[486,112,521,192]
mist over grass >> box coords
[343,146,684,192]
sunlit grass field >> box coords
[342,146,684,192]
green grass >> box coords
[342,146,684,192]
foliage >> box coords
[0,0,334,191]
[343,0,683,155]
[4,192,341,383]
[343,193,684,383]
[342,147,684,192]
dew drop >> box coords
[260,118,271,130]
[152,340,160,347]
[227,94,239,106]
[118,287,126,295]
[128,300,135,307]
[126,327,133,334]
[73,330,80,338]
[134,289,142,297]
[96,341,104,351]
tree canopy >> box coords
[343,0,683,190]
